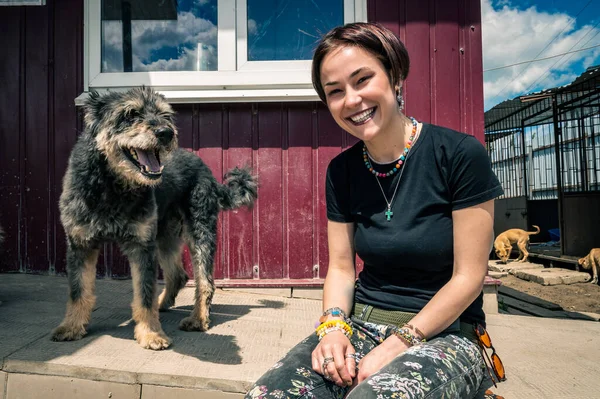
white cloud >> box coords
[102,11,217,72]
[482,0,600,110]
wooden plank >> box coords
[0,6,23,272]
[498,285,563,311]
[287,103,316,280]
[24,4,50,272]
[499,295,566,318]
[226,104,254,280]
[52,0,84,275]
[256,103,283,279]
[528,252,579,265]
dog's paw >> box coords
[591,277,598,284]
[179,316,210,332]
[51,324,87,341]
[136,331,172,350]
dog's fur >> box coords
[51,87,257,350]
[578,248,599,284]
[494,225,540,263]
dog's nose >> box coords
[155,127,174,145]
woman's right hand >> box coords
[311,330,357,387]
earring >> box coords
[396,87,405,111]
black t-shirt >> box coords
[326,123,504,324]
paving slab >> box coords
[142,385,243,399]
[1,371,6,399]
[5,373,140,399]
[488,260,543,273]
[486,314,600,398]
[1,274,600,398]
[513,267,591,285]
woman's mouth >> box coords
[347,107,376,125]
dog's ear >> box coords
[578,257,585,265]
[83,90,107,134]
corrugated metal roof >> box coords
[485,66,600,132]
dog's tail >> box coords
[218,166,258,211]
[528,225,541,235]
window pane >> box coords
[101,0,217,72]
[247,0,344,61]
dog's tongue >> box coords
[134,149,161,172]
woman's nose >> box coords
[345,89,362,107]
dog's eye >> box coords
[128,109,141,119]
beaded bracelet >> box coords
[391,326,425,347]
[316,320,353,335]
[403,323,426,340]
[316,320,353,340]
[317,326,352,340]
[319,307,349,323]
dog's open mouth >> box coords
[123,148,164,179]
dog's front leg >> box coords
[51,243,99,341]
[123,243,171,350]
[590,255,598,284]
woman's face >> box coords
[320,45,400,143]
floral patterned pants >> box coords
[245,318,486,399]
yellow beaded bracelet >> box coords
[316,320,353,338]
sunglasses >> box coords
[474,323,506,387]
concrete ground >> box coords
[1,274,599,398]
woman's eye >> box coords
[357,75,372,84]
[327,89,342,96]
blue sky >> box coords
[482,0,600,110]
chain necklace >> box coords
[366,117,419,221]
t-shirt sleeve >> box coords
[449,135,504,210]
[326,156,353,223]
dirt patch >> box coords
[499,273,600,314]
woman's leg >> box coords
[245,323,380,399]
[346,334,485,399]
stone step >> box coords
[512,267,591,286]
[488,260,543,274]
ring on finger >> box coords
[322,356,334,372]
[345,353,358,360]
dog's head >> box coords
[494,245,509,263]
[578,256,589,270]
[83,86,178,186]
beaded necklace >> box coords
[363,117,418,221]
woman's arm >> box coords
[311,220,357,387]
[402,199,494,339]
[322,220,357,315]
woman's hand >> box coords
[351,335,409,386]
[311,330,357,387]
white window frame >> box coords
[80,0,367,104]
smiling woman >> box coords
[245,22,505,399]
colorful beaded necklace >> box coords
[362,116,418,178]
[364,117,419,221]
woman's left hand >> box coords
[352,335,409,386]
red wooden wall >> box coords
[0,0,484,285]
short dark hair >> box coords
[311,22,410,103]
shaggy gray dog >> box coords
[51,87,257,350]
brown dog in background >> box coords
[494,225,540,263]
[578,248,599,284]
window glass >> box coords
[247,0,344,61]
[101,0,217,72]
